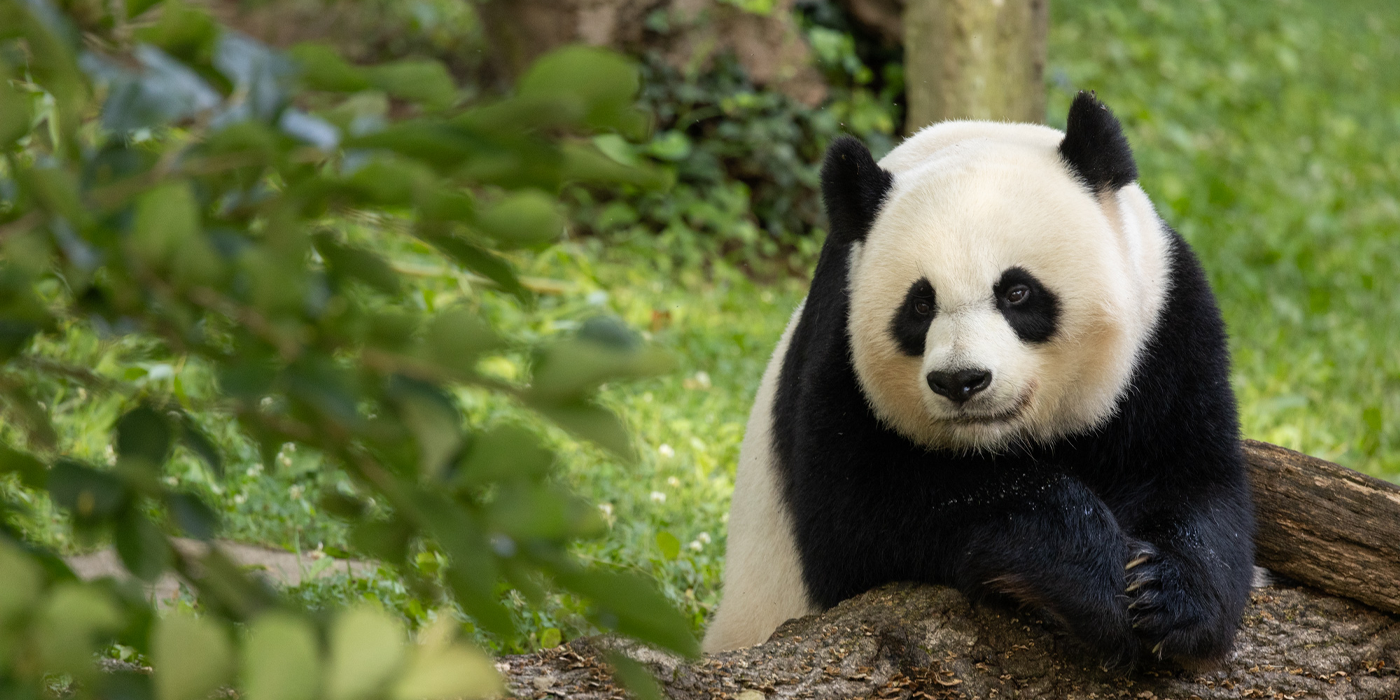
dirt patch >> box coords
[65,538,377,606]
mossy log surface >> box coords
[499,442,1400,699]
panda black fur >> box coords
[704,92,1255,668]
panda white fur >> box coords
[703,92,1255,668]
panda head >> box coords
[831,92,1173,452]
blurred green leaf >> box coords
[349,517,414,562]
[314,233,401,296]
[485,482,602,542]
[167,492,220,540]
[243,612,321,700]
[0,444,48,490]
[129,181,200,269]
[605,651,663,700]
[539,628,562,649]
[48,460,128,523]
[553,569,699,658]
[420,308,500,376]
[518,46,647,138]
[134,1,219,64]
[319,491,368,519]
[116,405,174,468]
[153,611,233,700]
[37,584,124,679]
[28,166,91,228]
[325,606,405,700]
[391,618,500,700]
[366,60,456,110]
[421,234,528,300]
[289,43,372,93]
[0,540,43,625]
[655,531,680,561]
[0,80,31,147]
[473,190,564,250]
[529,336,672,404]
[455,424,552,486]
[115,507,170,582]
[387,378,462,481]
[411,492,513,637]
[531,401,635,463]
[175,412,223,478]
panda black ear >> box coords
[821,136,894,245]
[1059,91,1138,195]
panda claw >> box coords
[1125,579,1147,593]
[1125,554,1151,570]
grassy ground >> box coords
[6,0,1397,655]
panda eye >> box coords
[1005,284,1031,305]
[913,299,932,315]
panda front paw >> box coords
[1124,541,1232,664]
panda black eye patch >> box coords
[995,267,1059,343]
[889,278,937,356]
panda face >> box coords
[847,125,1172,451]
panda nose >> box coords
[927,369,992,403]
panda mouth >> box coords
[947,392,1032,425]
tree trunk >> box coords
[477,0,828,106]
[902,0,1048,132]
[498,442,1400,698]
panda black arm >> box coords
[930,470,1141,669]
[1092,232,1256,663]
[1120,486,1255,662]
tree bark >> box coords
[902,0,1048,132]
[1244,439,1400,615]
[498,442,1400,698]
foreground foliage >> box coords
[0,0,696,697]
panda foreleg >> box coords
[1120,494,1255,665]
[942,473,1139,669]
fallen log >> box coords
[1245,439,1400,614]
[497,442,1400,698]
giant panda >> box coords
[703,92,1255,668]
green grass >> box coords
[7,0,1397,655]
[1047,0,1400,472]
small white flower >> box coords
[658,444,675,459]
[667,476,680,488]
[649,491,667,504]
[598,503,614,517]
[163,476,179,487]
[688,540,704,552]
[693,371,711,389]
[697,532,711,544]
[289,485,304,500]
[233,493,247,505]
